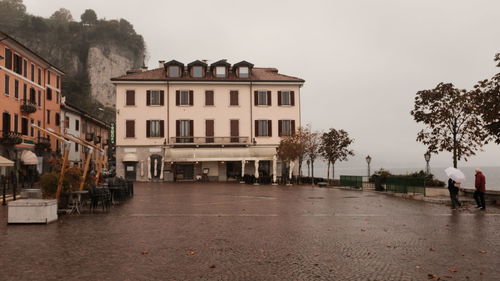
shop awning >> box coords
[122,153,139,162]
[21,150,38,165]
[0,155,14,167]
[165,146,276,162]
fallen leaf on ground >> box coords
[443,275,453,279]
[361,229,366,232]
[141,250,149,255]
[186,250,196,256]
[209,264,216,269]
[449,268,457,273]
[327,258,336,262]
[429,248,435,251]
[416,265,422,269]
[427,273,440,280]
[479,250,487,254]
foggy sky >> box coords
[23,0,500,171]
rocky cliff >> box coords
[88,44,140,107]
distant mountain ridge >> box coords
[0,0,146,122]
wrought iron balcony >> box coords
[169,136,249,146]
[0,131,23,145]
[20,99,37,114]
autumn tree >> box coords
[305,130,322,184]
[411,82,489,168]
[277,134,304,184]
[80,9,97,25]
[320,128,355,181]
[473,53,500,143]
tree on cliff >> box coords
[50,8,73,23]
[320,128,354,181]
[473,53,500,144]
[0,0,26,31]
[81,9,98,25]
[411,83,489,168]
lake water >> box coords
[302,162,500,191]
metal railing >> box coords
[170,136,249,145]
[20,99,37,114]
[385,176,426,196]
[340,175,363,189]
[0,131,23,145]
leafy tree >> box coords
[320,128,354,181]
[0,0,26,32]
[411,82,489,168]
[81,9,97,25]
[277,127,308,184]
[473,53,500,143]
[50,8,73,23]
[305,130,322,184]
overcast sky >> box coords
[24,0,500,170]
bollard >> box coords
[13,177,17,201]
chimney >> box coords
[159,60,165,68]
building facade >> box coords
[61,100,110,169]
[0,31,63,177]
[112,60,304,182]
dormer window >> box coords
[168,66,180,77]
[238,67,249,78]
[192,66,203,78]
[216,66,226,78]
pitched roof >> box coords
[187,60,208,67]
[111,67,304,83]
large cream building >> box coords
[112,60,304,182]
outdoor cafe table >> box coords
[68,190,88,214]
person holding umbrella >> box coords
[445,167,465,210]
[474,168,486,210]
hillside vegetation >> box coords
[0,0,146,122]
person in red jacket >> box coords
[474,169,486,210]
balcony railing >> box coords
[0,131,23,145]
[170,136,249,145]
[20,99,37,114]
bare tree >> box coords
[305,130,321,184]
[320,128,355,182]
[473,53,500,143]
[411,82,489,168]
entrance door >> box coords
[124,162,137,181]
[175,164,194,181]
[150,155,162,179]
[226,161,242,181]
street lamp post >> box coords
[365,155,372,177]
[424,152,431,176]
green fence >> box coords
[385,176,425,196]
[340,175,363,189]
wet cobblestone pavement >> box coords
[1,183,499,281]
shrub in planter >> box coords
[40,172,68,198]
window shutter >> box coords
[176,120,180,136]
[126,120,135,138]
[146,120,151,138]
[176,90,180,106]
[160,90,165,105]
[291,120,296,135]
[160,120,165,137]
[230,120,239,136]
[146,90,151,106]
[291,91,295,106]
[206,120,214,136]
[267,91,272,106]
[278,120,282,137]
[189,90,194,106]
[278,91,282,106]
[268,120,272,137]
[126,90,135,106]
[255,120,259,137]
[254,91,258,106]
[189,120,194,136]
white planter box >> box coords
[8,199,58,224]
